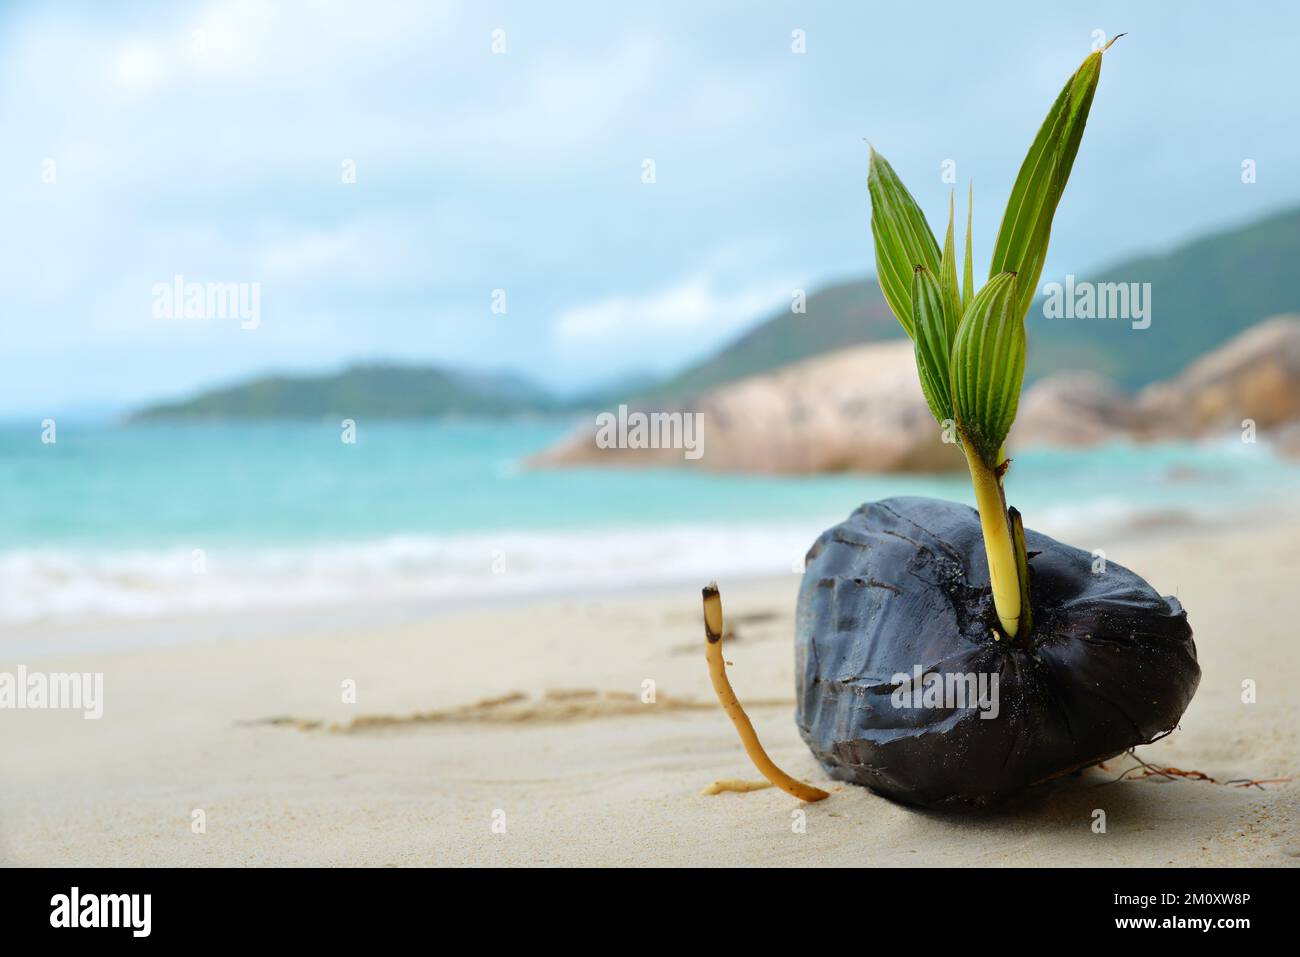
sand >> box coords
[2,520,1297,867]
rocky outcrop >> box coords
[529,340,964,473]
[531,315,1300,473]
[1010,316,1300,450]
[1268,420,1300,459]
[1011,371,1134,448]
[1135,315,1300,437]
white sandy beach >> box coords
[2,518,1297,867]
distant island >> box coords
[132,206,1300,420]
[130,364,562,421]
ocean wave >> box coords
[0,493,1234,626]
[0,524,827,625]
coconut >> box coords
[795,496,1200,809]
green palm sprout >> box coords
[868,37,1120,640]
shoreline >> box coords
[5,498,1298,656]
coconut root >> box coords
[703,582,828,803]
[701,779,775,795]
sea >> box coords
[2,419,1296,626]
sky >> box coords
[3,0,1299,417]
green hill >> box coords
[1025,205,1300,388]
[131,363,556,420]
[642,206,1300,402]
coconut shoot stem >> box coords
[962,444,1022,639]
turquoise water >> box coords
[1,420,1295,623]
[0,419,910,546]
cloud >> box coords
[257,221,427,283]
[111,41,171,91]
[555,273,792,343]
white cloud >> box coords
[555,273,792,342]
[256,217,442,284]
[259,231,357,278]
[112,41,170,91]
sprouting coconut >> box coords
[703,38,1200,809]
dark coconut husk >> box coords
[795,496,1199,810]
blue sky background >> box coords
[4,0,1299,417]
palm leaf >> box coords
[988,46,1109,323]
[911,265,954,424]
[939,192,962,343]
[868,148,941,338]
[962,182,974,310]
